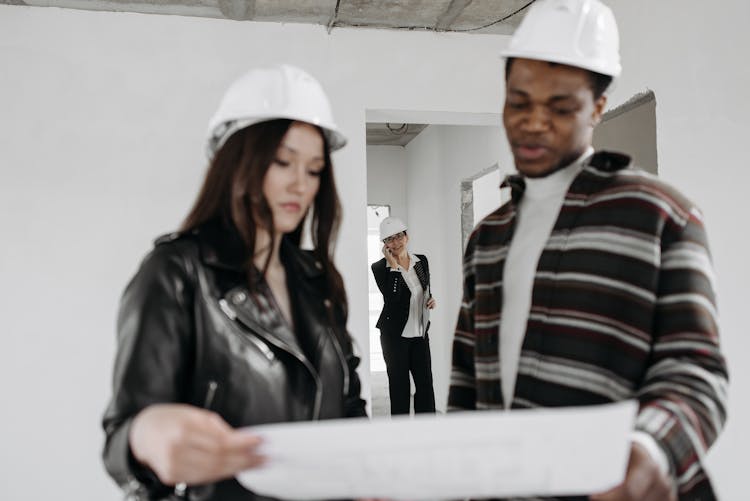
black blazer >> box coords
[371,254,430,338]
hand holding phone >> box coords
[382,245,398,268]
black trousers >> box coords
[379,333,436,415]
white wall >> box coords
[603,1,750,498]
[0,6,508,499]
[403,124,512,410]
[366,145,408,222]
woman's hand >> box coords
[129,403,265,486]
[382,245,399,269]
[426,297,436,309]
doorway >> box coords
[365,109,506,414]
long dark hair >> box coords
[181,119,348,316]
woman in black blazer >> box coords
[370,217,436,415]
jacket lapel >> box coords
[196,220,306,356]
[223,282,304,356]
[414,259,429,291]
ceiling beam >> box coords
[327,0,342,33]
[218,0,255,21]
[435,0,473,31]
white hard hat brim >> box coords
[206,115,347,160]
[500,48,622,78]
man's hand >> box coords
[129,403,265,486]
[426,297,436,309]
[590,442,675,501]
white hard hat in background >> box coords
[206,64,347,158]
[502,0,622,78]
[379,217,407,241]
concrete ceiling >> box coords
[3,0,533,34]
[367,122,429,147]
[2,0,532,146]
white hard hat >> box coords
[502,0,622,78]
[379,217,407,241]
[206,64,347,158]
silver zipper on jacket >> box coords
[323,298,350,400]
[173,381,219,498]
[328,326,350,398]
[204,380,218,408]
[219,298,238,320]
[218,298,322,420]
[219,299,275,362]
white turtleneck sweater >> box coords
[499,147,669,475]
[499,148,589,407]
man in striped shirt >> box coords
[448,1,728,500]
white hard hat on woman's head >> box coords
[206,64,347,158]
[379,217,407,241]
[502,0,621,78]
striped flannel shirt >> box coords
[448,151,728,501]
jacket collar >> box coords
[195,219,247,271]
[195,219,325,279]
[385,255,429,292]
[385,252,420,271]
[195,219,328,362]
[501,150,632,203]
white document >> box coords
[237,400,637,500]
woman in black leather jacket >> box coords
[101,64,367,501]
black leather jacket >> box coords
[102,221,367,500]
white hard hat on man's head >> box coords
[206,64,347,158]
[379,217,407,241]
[502,0,622,78]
